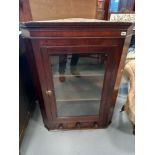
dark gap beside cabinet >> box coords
[19,34,36,145]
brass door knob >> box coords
[46,90,52,96]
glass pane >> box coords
[50,54,106,117]
[118,0,134,12]
[109,0,120,12]
[109,0,134,13]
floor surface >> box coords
[20,94,135,155]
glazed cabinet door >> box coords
[41,46,119,129]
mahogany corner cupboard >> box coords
[20,20,134,130]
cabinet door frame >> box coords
[39,45,121,129]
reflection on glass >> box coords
[50,54,106,117]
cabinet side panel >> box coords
[108,25,134,123]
